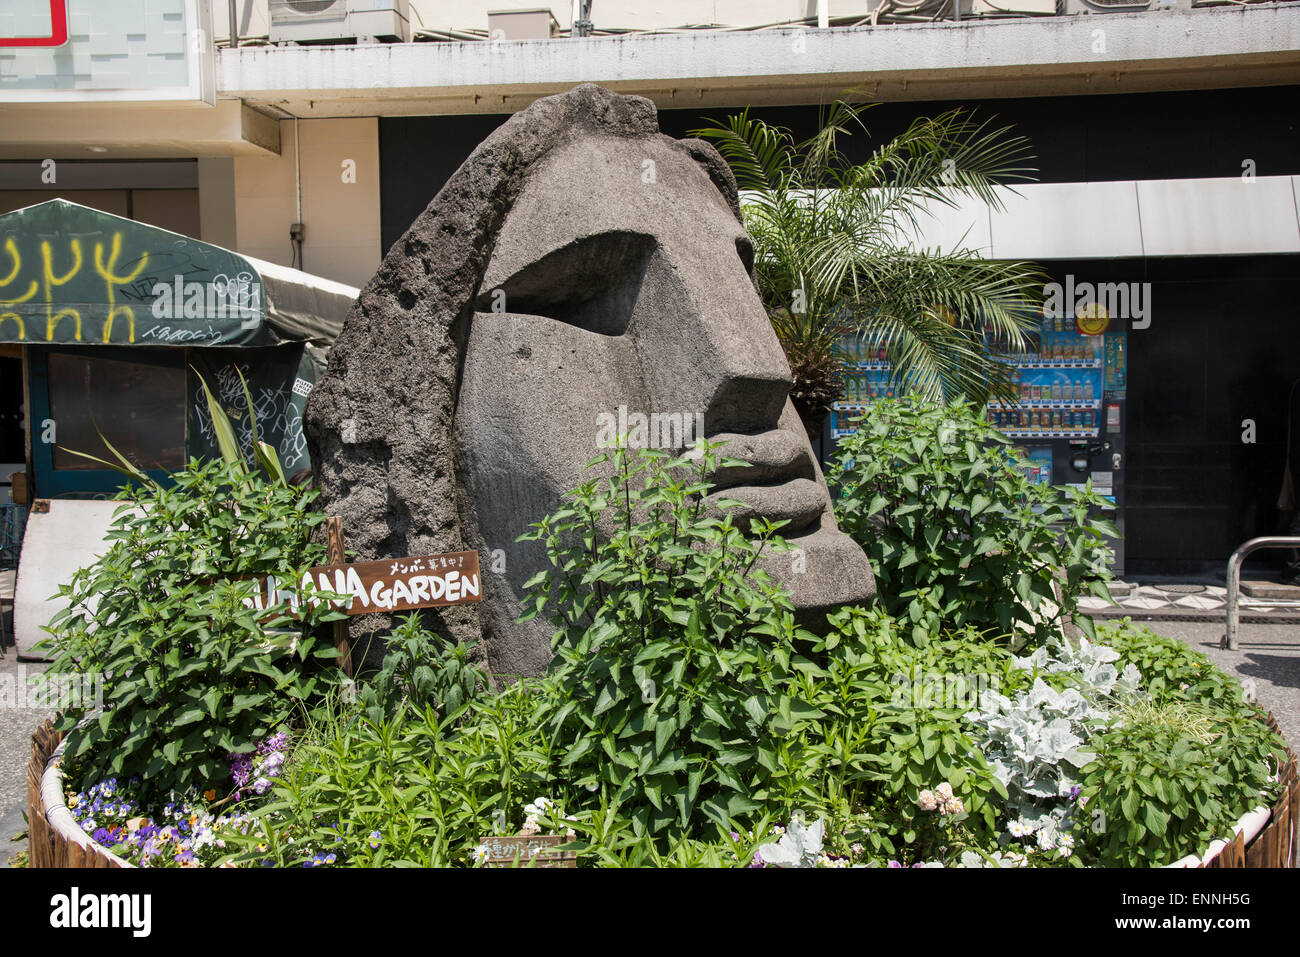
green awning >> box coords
[0,199,357,347]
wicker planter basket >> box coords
[25,715,1300,869]
[26,720,127,868]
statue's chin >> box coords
[756,517,878,626]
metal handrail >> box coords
[1223,536,1300,650]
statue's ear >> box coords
[673,136,742,223]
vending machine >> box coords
[826,307,1128,575]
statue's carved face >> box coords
[455,133,875,676]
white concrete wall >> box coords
[218,6,1300,117]
[199,157,238,248]
[232,117,382,287]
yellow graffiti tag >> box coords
[0,238,38,314]
[94,232,148,344]
[42,238,82,341]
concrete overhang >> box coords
[0,99,281,159]
[219,5,1300,118]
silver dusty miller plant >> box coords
[754,814,825,868]
[970,634,1141,854]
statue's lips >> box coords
[698,430,817,488]
[697,430,828,534]
[704,478,828,534]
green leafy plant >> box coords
[355,613,489,724]
[518,441,819,839]
[38,458,343,797]
[193,366,288,484]
[795,605,1008,864]
[223,677,559,867]
[1079,709,1286,867]
[829,396,1117,646]
[1098,619,1252,710]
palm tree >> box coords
[693,98,1047,441]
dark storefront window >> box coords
[28,348,188,495]
[47,351,186,473]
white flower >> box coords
[472,844,490,865]
[1036,829,1057,850]
[1058,832,1075,849]
[523,797,553,818]
[1007,819,1033,838]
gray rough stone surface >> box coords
[305,84,875,677]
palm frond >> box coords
[703,93,1044,434]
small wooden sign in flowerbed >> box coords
[474,835,577,868]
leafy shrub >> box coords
[972,620,1289,867]
[1097,619,1252,709]
[215,588,1287,868]
[828,397,1117,646]
[519,442,817,838]
[224,676,565,867]
[792,605,1009,864]
[356,613,488,724]
[40,458,343,797]
[1079,708,1286,867]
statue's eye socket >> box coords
[475,231,656,337]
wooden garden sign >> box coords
[480,835,577,868]
[241,516,482,678]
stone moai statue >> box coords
[304,84,875,677]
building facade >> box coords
[2,0,1299,575]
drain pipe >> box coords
[571,0,592,37]
[228,0,238,48]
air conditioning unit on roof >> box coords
[969,0,1060,15]
[269,0,411,44]
[1059,0,1183,13]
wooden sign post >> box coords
[326,515,352,677]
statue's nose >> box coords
[671,253,793,435]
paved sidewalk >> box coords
[1081,580,1300,624]
[1140,619,1300,750]
[0,645,52,866]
